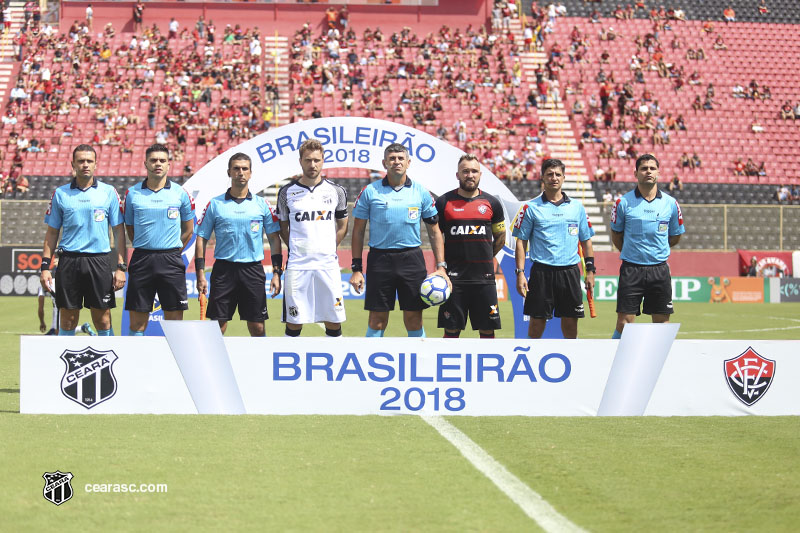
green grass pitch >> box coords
[1,296,798,531]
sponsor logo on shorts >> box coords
[489,304,498,316]
[167,206,180,219]
[93,209,106,222]
[575,304,584,313]
[724,347,775,406]
[334,297,343,309]
[288,306,299,318]
[43,471,74,506]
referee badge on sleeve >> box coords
[250,220,261,232]
[568,223,578,236]
[167,206,180,219]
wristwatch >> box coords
[117,263,128,272]
[515,268,525,274]
[436,261,447,269]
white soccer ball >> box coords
[420,274,451,306]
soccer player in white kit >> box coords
[276,139,348,337]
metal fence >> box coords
[679,204,800,251]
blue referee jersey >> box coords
[194,190,280,263]
[352,177,437,249]
[512,192,594,266]
[45,179,123,253]
[124,180,194,250]
[610,187,685,265]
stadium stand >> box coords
[0,0,796,251]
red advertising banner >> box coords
[738,250,793,277]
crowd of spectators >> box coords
[287,1,568,181]
[773,184,799,204]
[2,12,273,186]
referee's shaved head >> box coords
[228,152,252,170]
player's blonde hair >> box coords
[299,139,324,158]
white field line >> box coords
[422,415,587,533]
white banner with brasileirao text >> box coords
[20,334,800,416]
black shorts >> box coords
[364,247,427,312]
[208,260,268,322]
[55,253,116,310]
[523,262,584,319]
[616,261,674,316]
[438,282,501,331]
[124,248,188,312]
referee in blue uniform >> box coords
[40,144,127,336]
[123,144,195,335]
[349,143,449,337]
[610,154,685,338]
[513,158,595,339]
[194,153,283,337]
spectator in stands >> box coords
[747,257,759,277]
[745,159,759,177]
[713,36,728,51]
[668,174,683,194]
[85,4,93,32]
[758,162,767,177]
[780,101,795,120]
[691,152,702,169]
[790,185,800,203]
[169,18,179,39]
[751,119,764,133]
[679,152,693,170]
[133,1,144,32]
[15,175,28,197]
[733,158,745,176]
[603,190,613,204]
[775,185,790,203]
[723,6,736,23]
[758,0,770,15]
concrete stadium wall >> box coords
[595,251,741,277]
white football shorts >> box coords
[283,267,346,324]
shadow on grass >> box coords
[0,388,20,394]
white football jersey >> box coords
[277,178,348,270]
